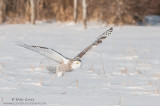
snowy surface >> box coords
[0,23,160,106]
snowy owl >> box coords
[19,27,113,77]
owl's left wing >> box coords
[74,27,113,60]
[18,43,69,64]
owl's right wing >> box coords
[18,43,69,64]
[74,27,113,60]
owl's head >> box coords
[71,60,82,69]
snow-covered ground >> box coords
[0,23,160,106]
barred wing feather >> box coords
[74,27,113,60]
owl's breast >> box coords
[57,62,72,72]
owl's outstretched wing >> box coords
[18,43,69,64]
[74,27,113,60]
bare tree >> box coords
[0,0,5,24]
[82,0,87,29]
[30,0,36,24]
[74,0,78,23]
[116,0,123,25]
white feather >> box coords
[18,42,69,64]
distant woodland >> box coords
[0,0,160,26]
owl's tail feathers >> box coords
[46,66,57,75]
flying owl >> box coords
[19,27,113,77]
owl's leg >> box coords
[56,71,63,77]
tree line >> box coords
[0,0,160,28]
